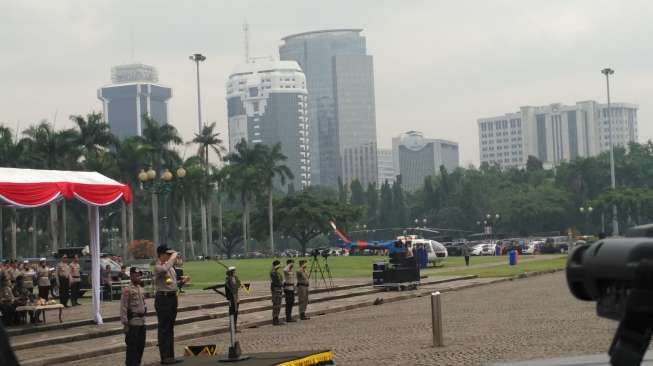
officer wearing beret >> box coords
[154,245,182,364]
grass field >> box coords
[182,255,564,288]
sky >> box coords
[1,0,652,167]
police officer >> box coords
[224,266,241,332]
[37,258,50,301]
[154,245,182,364]
[70,255,81,306]
[121,267,146,366]
[22,261,35,296]
[462,244,471,266]
[283,259,296,323]
[296,260,310,320]
[270,260,283,325]
[57,255,71,307]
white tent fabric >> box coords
[0,167,131,325]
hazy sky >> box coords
[2,0,652,166]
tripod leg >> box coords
[609,314,653,366]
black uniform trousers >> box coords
[38,286,50,301]
[464,255,470,266]
[155,292,178,361]
[284,289,295,321]
[70,280,80,304]
[58,276,70,306]
[125,325,146,366]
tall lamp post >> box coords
[601,67,618,236]
[579,205,593,234]
[189,53,206,134]
[485,213,500,242]
[138,167,178,247]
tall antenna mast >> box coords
[243,21,250,63]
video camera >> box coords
[567,224,653,366]
[310,247,330,259]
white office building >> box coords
[478,101,638,168]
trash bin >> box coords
[508,250,516,266]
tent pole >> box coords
[50,202,58,252]
[88,205,103,325]
[121,202,128,261]
[32,209,37,258]
[0,207,3,259]
[128,201,134,250]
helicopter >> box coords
[329,221,407,254]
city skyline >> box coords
[1,1,652,167]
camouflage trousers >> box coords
[297,285,309,315]
[271,289,283,319]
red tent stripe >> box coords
[0,181,131,207]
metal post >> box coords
[194,59,203,134]
[152,190,159,245]
[602,68,618,236]
[431,291,443,347]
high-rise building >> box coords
[392,131,460,191]
[478,101,638,168]
[226,60,311,188]
[97,63,172,139]
[279,29,378,187]
[377,148,396,186]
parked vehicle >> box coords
[471,243,495,256]
[401,236,448,266]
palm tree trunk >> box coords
[200,199,208,257]
[60,200,67,248]
[242,196,248,255]
[187,205,195,259]
[217,193,223,256]
[10,208,17,259]
[152,191,159,245]
[268,188,274,255]
[180,197,187,259]
[121,202,128,260]
[32,209,38,258]
[207,197,213,257]
[49,201,58,251]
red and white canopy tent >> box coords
[0,167,132,324]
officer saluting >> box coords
[296,260,310,320]
[121,267,146,366]
[154,245,182,364]
[270,260,284,325]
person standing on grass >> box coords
[462,244,471,266]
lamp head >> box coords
[161,169,173,181]
[176,167,186,178]
[146,168,156,180]
[138,169,148,182]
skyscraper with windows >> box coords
[279,29,378,187]
[478,101,638,169]
[226,60,311,188]
[377,148,396,186]
[97,63,172,139]
[392,131,460,191]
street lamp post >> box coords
[579,205,593,234]
[602,67,618,236]
[485,213,500,242]
[189,53,206,134]
[138,167,180,247]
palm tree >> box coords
[21,121,81,251]
[136,116,183,246]
[191,122,226,258]
[259,143,294,254]
[224,140,266,255]
[70,112,116,162]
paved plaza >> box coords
[56,272,617,366]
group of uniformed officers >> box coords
[270,258,310,325]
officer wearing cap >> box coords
[56,254,71,307]
[270,260,283,325]
[224,266,241,332]
[296,259,310,320]
[154,245,182,364]
[37,258,50,301]
[121,267,146,366]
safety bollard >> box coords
[431,291,443,347]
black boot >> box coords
[273,317,284,326]
[300,313,310,320]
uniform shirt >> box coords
[283,265,295,291]
[57,262,71,279]
[154,258,178,292]
[462,246,470,256]
[5,268,17,283]
[225,275,241,304]
[296,268,309,286]
[0,287,14,304]
[120,283,146,326]
[22,269,35,289]
[270,268,283,291]
[70,262,81,283]
[37,266,50,287]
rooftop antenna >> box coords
[243,21,250,63]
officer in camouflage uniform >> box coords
[296,259,310,320]
[121,267,146,366]
[270,260,283,325]
[224,266,241,331]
